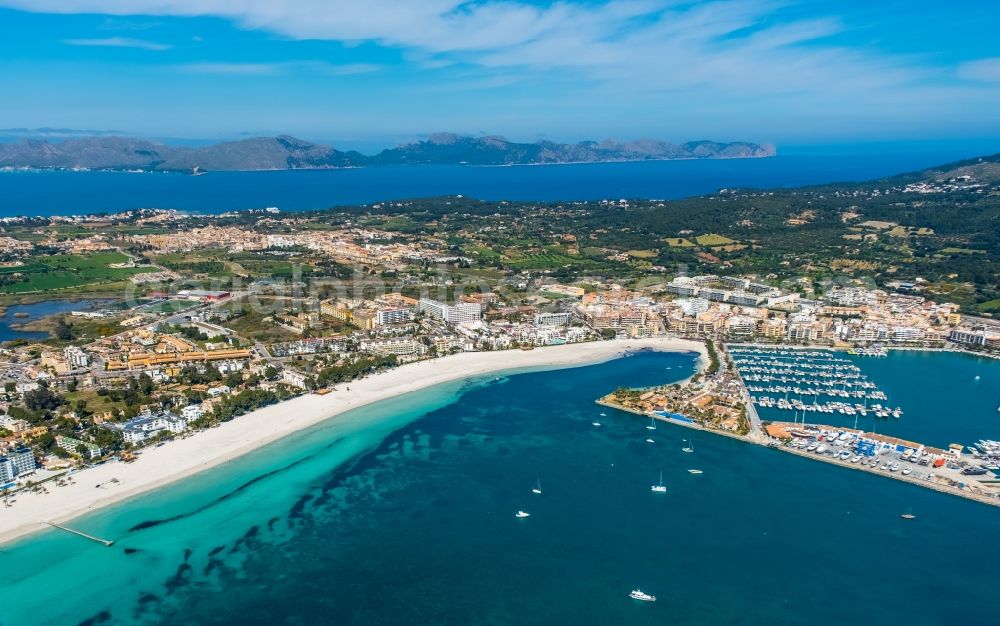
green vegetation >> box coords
[141,299,200,314]
[626,249,658,259]
[0,252,157,294]
[704,340,720,376]
[312,355,397,389]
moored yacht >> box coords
[629,590,656,602]
[515,510,531,518]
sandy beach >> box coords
[0,337,703,547]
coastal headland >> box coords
[0,337,705,547]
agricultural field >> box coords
[887,226,935,238]
[626,249,658,259]
[465,245,502,261]
[505,246,611,272]
[663,238,695,247]
[0,252,158,294]
[229,254,316,279]
[508,251,580,270]
[938,248,986,255]
[694,233,737,246]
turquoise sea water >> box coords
[1,350,999,626]
[751,350,1000,448]
[0,151,986,216]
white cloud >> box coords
[61,36,171,51]
[958,58,1000,83]
[8,0,1000,127]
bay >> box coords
[0,150,983,217]
[0,349,998,626]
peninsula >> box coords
[0,132,775,172]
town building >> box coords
[0,446,36,482]
[55,435,102,459]
[535,312,573,326]
[64,346,90,369]
[419,298,482,324]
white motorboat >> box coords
[515,510,531,518]
[592,422,602,427]
[687,469,703,475]
[645,438,655,444]
[629,590,656,602]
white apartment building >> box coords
[63,346,90,369]
[535,312,573,326]
[419,298,482,324]
[376,306,413,326]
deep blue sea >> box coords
[0,148,990,216]
[1,350,998,626]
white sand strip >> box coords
[0,338,704,546]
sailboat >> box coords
[900,508,916,520]
[651,471,667,493]
[682,438,694,453]
[646,418,657,431]
[532,479,542,495]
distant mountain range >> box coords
[0,132,774,172]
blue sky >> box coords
[0,0,998,150]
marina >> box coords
[732,348,903,420]
[737,348,1000,502]
[601,346,1000,508]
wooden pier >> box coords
[45,522,114,546]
